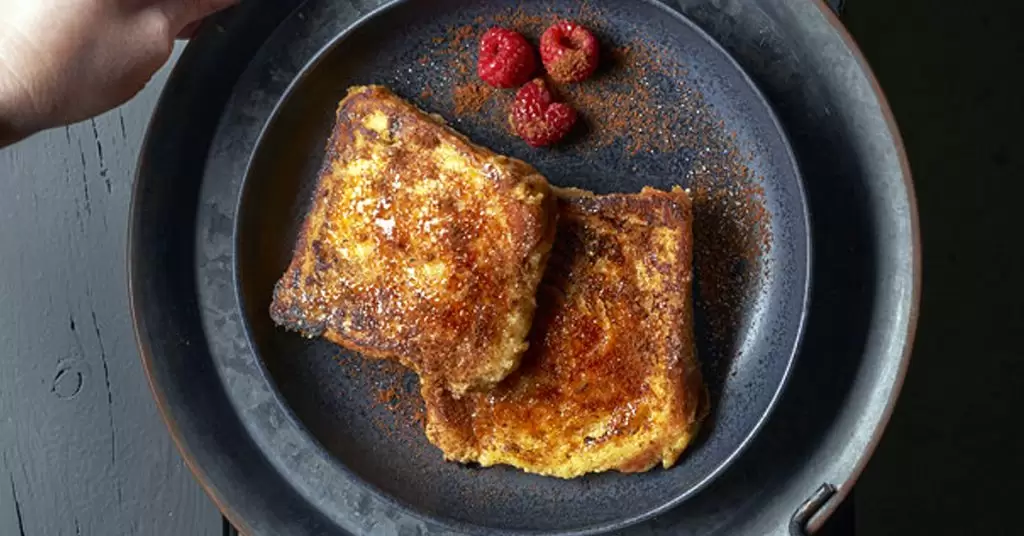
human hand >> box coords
[0,0,238,144]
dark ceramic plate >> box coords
[234,0,806,532]
[136,1,919,535]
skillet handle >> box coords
[789,483,837,536]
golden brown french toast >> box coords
[270,85,557,395]
[423,186,706,478]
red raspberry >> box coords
[477,27,537,88]
[509,79,577,147]
[540,21,600,83]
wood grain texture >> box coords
[0,45,222,536]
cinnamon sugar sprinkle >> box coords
[453,82,494,116]
[337,352,426,439]
[547,49,591,83]
[420,2,774,383]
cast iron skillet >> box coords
[129,0,918,535]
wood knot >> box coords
[52,361,86,400]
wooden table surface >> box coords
[0,45,227,536]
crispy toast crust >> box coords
[270,86,557,395]
[423,187,706,478]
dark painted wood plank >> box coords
[0,46,222,536]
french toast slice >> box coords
[270,86,557,395]
[423,187,706,478]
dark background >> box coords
[1,1,1021,534]
[842,1,1024,533]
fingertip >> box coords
[175,20,202,40]
[169,0,240,40]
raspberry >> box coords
[477,27,537,88]
[540,21,600,83]
[509,79,577,147]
